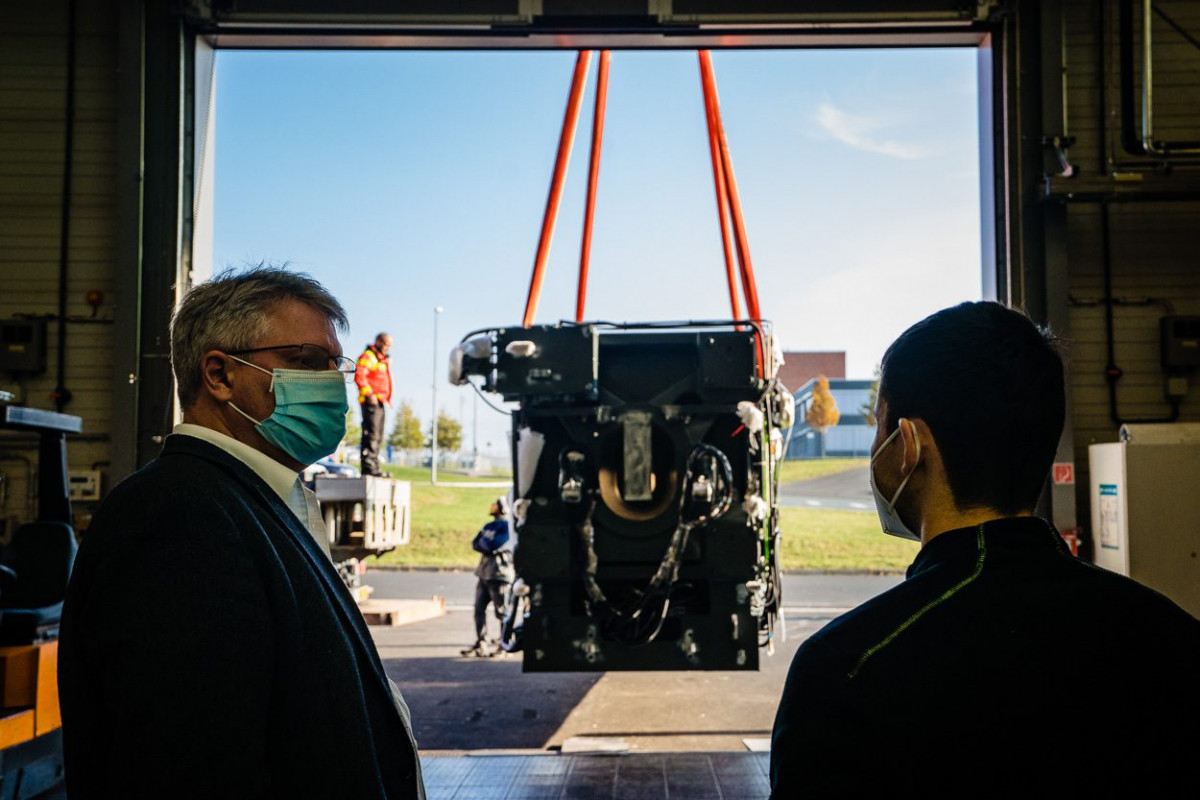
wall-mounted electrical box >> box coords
[67,470,103,502]
[0,320,47,374]
[1161,315,1200,370]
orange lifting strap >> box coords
[521,50,765,374]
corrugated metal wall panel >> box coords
[1053,2,1200,545]
[1068,204,1200,423]
[1065,199,1200,534]
[0,0,119,535]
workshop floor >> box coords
[420,751,771,799]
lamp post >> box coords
[431,305,443,484]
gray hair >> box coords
[170,264,349,408]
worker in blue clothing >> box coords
[461,496,515,657]
[770,301,1200,797]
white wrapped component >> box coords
[505,340,537,358]
[512,498,531,528]
[447,336,491,385]
[505,488,518,532]
[447,345,467,385]
[743,494,767,523]
[737,401,764,434]
[516,427,546,500]
[770,428,784,461]
[771,335,785,380]
[772,382,796,429]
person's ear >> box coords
[200,350,236,403]
[897,417,923,474]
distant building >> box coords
[777,352,845,393]
[787,377,876,459]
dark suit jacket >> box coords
[59,434,424,799]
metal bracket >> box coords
[1042,135,1076,178]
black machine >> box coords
[452,321,792,672]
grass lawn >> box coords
[384,457,863,487]
[380,465,510,484]
[775,457,867,484]
[374,465,505,568]
[777,507,916,572]
[373,456,914,572]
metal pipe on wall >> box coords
[54,0,79,413]
[1118,0,1200,158]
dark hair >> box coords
[879,301,1065,516]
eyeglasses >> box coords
[225,343,356,374]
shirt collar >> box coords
[906,516,1065,580]
[172,422,300,504]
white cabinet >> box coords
[1088,424,1200,618]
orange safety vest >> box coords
[354,345,392,405]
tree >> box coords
[862,363,881,427]
[805,375,841,458]
[341,407,361,449]
[388,401,424,450]
[806,375,840,458]
[428,411,463,452]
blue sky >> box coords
[213,48,982,454]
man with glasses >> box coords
[60,266,425,799]
[355,332,393,477]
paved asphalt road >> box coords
[366,570,899,612]
[777,465,874,511]
[367,570,902,753]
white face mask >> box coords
[869,424,921,542]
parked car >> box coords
[301,457,360,488]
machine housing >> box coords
[454,321,788,672]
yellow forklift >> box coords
[0,405,79,798]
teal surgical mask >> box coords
[227,356,348,466]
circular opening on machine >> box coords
[596,415,678,522]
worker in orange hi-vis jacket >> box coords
[354,332,392,476]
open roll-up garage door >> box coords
[124,1,1018,478]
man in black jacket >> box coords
[461,496,515,658]
[60,267,425,799]
[770,302,1200,796]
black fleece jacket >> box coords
[771,516,1200,797]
